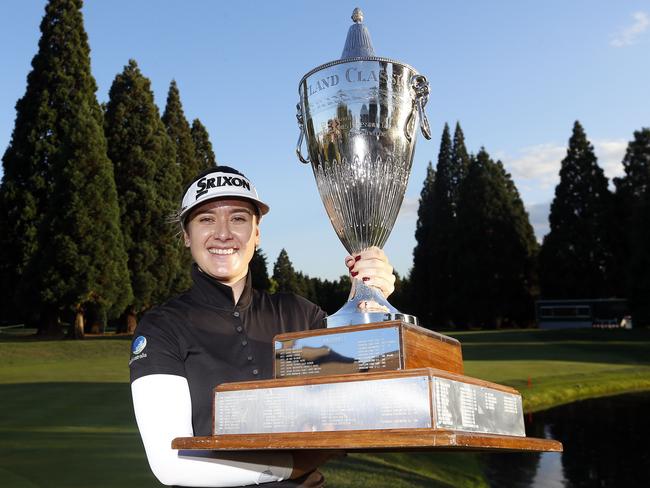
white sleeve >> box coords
[131,374,293,487]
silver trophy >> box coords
[296,8,432,328]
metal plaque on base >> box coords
[213,369,524,437]
[274,321,463,378]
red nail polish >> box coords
[362,277,370,282]
[355,255,361,262]
[351,271,359,277]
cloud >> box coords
[594,139,627,180]
[506,143,567,189]
[503,138,627,189]
[398,196,419,219]
[611,11,649,47]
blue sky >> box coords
[2,1,649,280]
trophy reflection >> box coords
[296,7,432,328]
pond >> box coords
[481,391,650,487]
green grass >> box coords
[450,328,650,412]
[0,328,648,487]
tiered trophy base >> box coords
[172,366,562,453]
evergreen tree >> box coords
[162,80,199,187]
[249,248,271,291]
[104,59,182,332]
[429,123,457,327]
[455,149,537,328]
[191,118,217,170]
[272,249,301,293]
[162,80,196,292]
[494,159,539,323]
[450,122,471,216]
[539,121,614,299]
[0,0,131,334]
[411,160,436,324]
[410,122,471,328]
[614,128,650,326]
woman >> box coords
[130,166,396,487]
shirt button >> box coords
[247,355,253,361]
[252,369,259,375]
[233,311,240,317]
[236,326,243,332]
[241,340,248,346]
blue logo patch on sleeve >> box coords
[132,336,147,355]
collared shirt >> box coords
[130,264,326,437]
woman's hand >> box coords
[345,246,396,299]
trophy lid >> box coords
[340,8,375,59]
[299,7,419,86]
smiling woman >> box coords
[128,165,397,487]
[184,199,260,292]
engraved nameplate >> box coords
[431,377,525,437]
[215,375,431,435]
[274,326,401,378]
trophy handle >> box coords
[411,74,432,140]
[295,103,311,164]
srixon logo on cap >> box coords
[195,175,251,199]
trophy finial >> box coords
[341,8,375,58]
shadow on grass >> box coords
[0,382,157,488]
[323,454,451,488]
[450,328,650,365]
[0,383,488,488]
[0,333,133,343]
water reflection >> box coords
[482,392,650,487]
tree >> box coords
[410,122,471,328]
[0,0,131,334]
[162,80,196,292]
[410,160,436,324]
[104,59,182,332]
[450,122,471,216]
[455,149,538,328]
[249,248,271,291]
[272,249,301,293]
[614,128,650,326]
[162,80,199,187]
[191,118,217,170]
[493,159,539,323]
[539,121,614,299]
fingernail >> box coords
[362,277,370,282]
[351,271,359,277]
[355,255,362,262]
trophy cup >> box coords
[295,6,428,329]
[172,9,561,455]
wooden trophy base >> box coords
[173,366,562,453]
[173,430,561,453]
[173,321,562,453]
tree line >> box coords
[407,121,650,329]
[0,0,216,336]
[253,120,650,330]
[2,0,649,335]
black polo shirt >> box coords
[130,264,327,486]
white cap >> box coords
[179,170,270,226]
